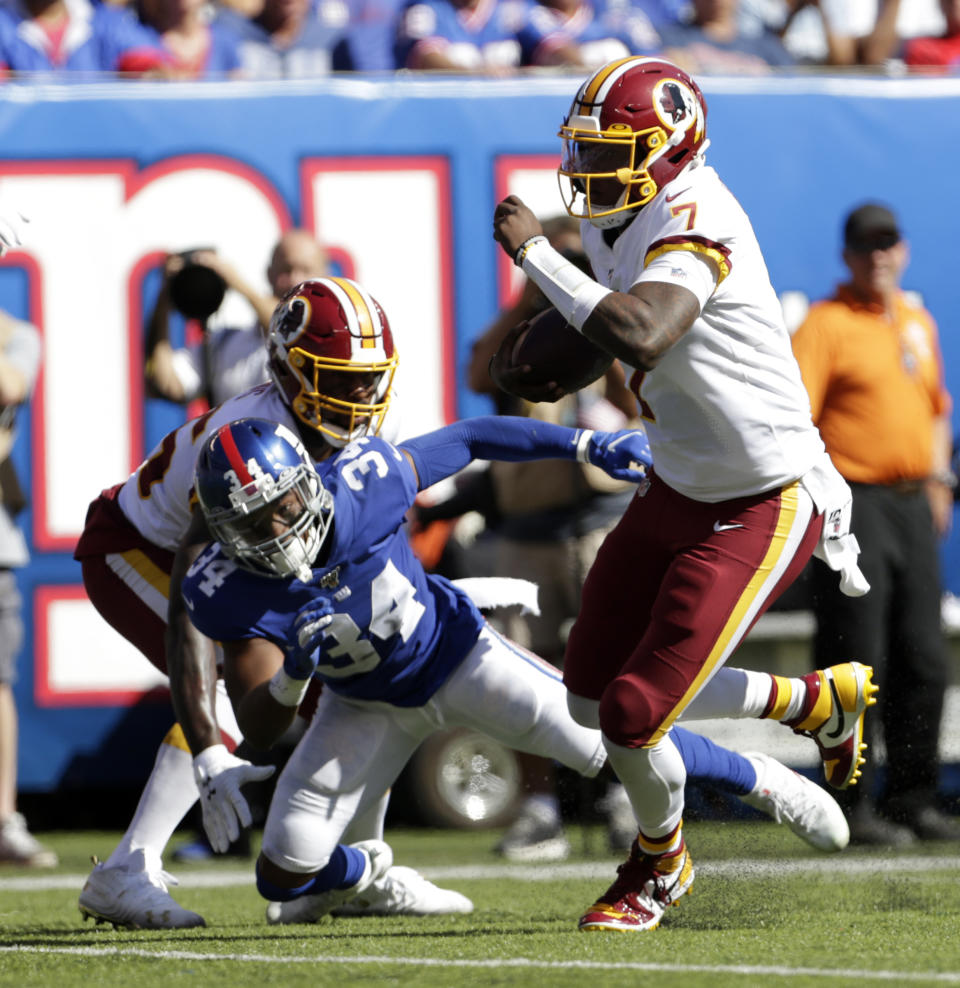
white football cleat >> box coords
[78,849,205,929]
[493,800,570,863]
[332,865,473,916]
[739,751,850,852]
[0,813,58,867]
[265,839,393,925]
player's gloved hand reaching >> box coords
[284,596,335,680]
[0,199,28,258]
[578,428,652,483]
[192,744,275,854]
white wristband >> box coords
[575,429,595,464]
[193,743,229,776]
[519,238,612,331]
[268,667,311,707]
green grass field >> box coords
[2,821,959,988]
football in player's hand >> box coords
[507,307,611,392]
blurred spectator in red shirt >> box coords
[904,0,960,68]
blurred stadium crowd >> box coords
[0,0,958,80]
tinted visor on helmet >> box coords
[285,350,398,447]
[558,120,666,224]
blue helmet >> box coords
[195,417,333,581]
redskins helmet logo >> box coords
[275,295,311,345]
[654,79,695,128]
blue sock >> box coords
[255,845,367,902]
[671,726,757,796]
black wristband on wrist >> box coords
[514,235,546,268]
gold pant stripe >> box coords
[646,482,802,747]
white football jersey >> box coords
[116,385,298,551]
[117,384,403,551]
[581,159,824,502]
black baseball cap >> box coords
[843,204,901,251]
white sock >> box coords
[680,667,773,720]
[602,733,684,842]
[105,739,198,872]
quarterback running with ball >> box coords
[491,56,877,933]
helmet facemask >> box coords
[203,456,333,583]
[559,118,667,228]
[268,278,399,448]
[278,348,398,448]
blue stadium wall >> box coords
[1,73,958,792]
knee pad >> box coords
[599,676,662,748]
[567,692,600,730]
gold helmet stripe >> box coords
[579,55,651,107]
[330,276,378,350]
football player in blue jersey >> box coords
[181,416,850,923]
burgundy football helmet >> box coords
[558,56,708,229]
[267,277,398,446]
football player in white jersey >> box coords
[491,56,876,933]
[75,277,476,928]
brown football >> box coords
[509,307,611,391]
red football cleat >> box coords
[578,838,694,932]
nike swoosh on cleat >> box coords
[713,521,744,532]
[823,677,847,741]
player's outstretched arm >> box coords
[0,198,27,258]
[400,415,652,491]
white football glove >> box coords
[192,744,276,854]
[0,200,28,258]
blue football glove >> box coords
[580,428,652,483]
[283,596,334,680]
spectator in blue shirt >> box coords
[0,0,167,77]
[137,0,245,79]
[332,0,407,70]
[658,0,795,73]
[394,0,534,72]
[217,0,346,77]
[519,0,663,67]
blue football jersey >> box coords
[182,435,485,707]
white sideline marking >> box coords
[1,946,959,983]
[3,855,960,891]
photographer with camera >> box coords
[144,230,329,408]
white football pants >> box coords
[262,623,607,873]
